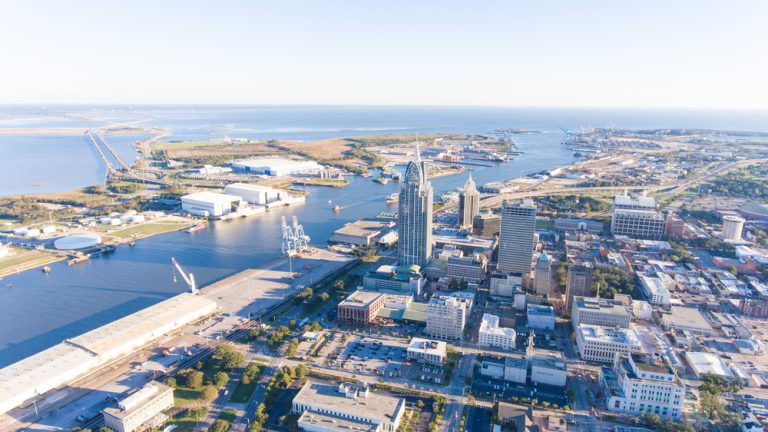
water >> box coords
[1,105,768,366]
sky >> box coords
[1,0,767,108]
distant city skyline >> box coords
[1,1,767,108]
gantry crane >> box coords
[171,257,197,294]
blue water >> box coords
[1,105,768,366]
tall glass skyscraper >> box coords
[497,199,536,274]
[457,174,480,229]
[398,149,433,266]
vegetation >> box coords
[230,363,263,403]
[591,266,635,298]
[214,345,245,371]
[165,407,208,432]
[285,338,300,357]
[680,209,722,224]
[268,326,292,351]
[537,194,612,214]
[704,165,768,199]
[696,373,743,429]
[0,196,73,223]
[640,412,694,432]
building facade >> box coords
[565,263,594,313]
[602,354,684,420]
[337,291,386,325]
[397,151,433,266]
[478,313,517,350]
[102,381,174,432]
[426,296,470,340]
[406,338,447,366]
[497,200,537,274]
[472,211,501,238]
[533,252,553,296]
[490,273,522,299]
[722,215,745,241]
[527,304,555,330]
[458,175,480,229]
[576,325,643,363]
[572,296,632,330]
[446,254,487,283]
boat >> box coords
[386,193,399,203]
[184,222,208,233]
[375,177,389,185]
[333,205,341,212]
[128,241,137,247]
[68,254,90,266]
[42,266,52,273]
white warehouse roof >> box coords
[685,352,733,378]
[0,293,217,415]
[181,191,243,205]
[53,234,102,250]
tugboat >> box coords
[333,205,341,213]
[386,193,399,203]
[42,266,52,274]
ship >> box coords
[68,255,90,266]
[386,193,399,203]
[333,205,341,212]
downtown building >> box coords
[601,354,685,420]
[611,195,665,240]
[458,174,480,229]
[478,313,517,350]
[497,199,537,275]
[472,211,501,238]
[426,294,472,340]
[576,324,643,363]
[397,150,433,266]
[565,262,594,313]
[571,296,632,330]
[533,252,553,296]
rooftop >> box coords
[408,338,447,356]
[665,306,711,331]
[181,191,243,204]
[293,380,405,424]
[339,290,384,308]
[103,381,173,419]
[527,304,554,316]
[298,410,378,432]
[578,324,642,346]
[574,296,630,316]
[684,352,733,377]
[333,218,395,238]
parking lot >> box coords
[326,334,448,384]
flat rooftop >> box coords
[339,290,384,308]
[527,304,554,316]
[181,191,243,204]
[298,410,378,432]
[408,338,447,356]
[103,381,172,420]
[293,380,405,424]
[332,218,394,238]
[578,324,641,346]
[574,296,630,315]
[666,306,711,331]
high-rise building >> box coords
[565,262,593,313]
[472,211,501,238]
[426,295,471,340]
[497,199,536,274]
[397,147,433,266]
[611,195,664,240]
[722,215,745,241]
[458,174,480,229]
[533,252,552,296]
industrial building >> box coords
[232,157,321,177]
[602,354,685,420]
[181,191,244,218]
[102,381,174,432]
[478,313,516,350]
[576,325,643,363]
[224,183,282,205]
[330,218,396,246]
[336,290,386,325]
[572,296,631,330]
[406,338,447,366]
[0,293,216,416]
[292,380,406,432]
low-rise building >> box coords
[527,304,555,330]
[181,191,244,218]
[102,381,174,432]
[490,273,522,299]
[572,296,631,330]
[292,380,406,432]
[363,264,424,295]
[478,313,516,350]
[576,325,643,363]
[602,354,685,420]
[639,275,671,306]
[554,218,604,234]
[330,218,396,246]
[337,290,386,325]
[530,351,567,387]
[407,338,447,366]
[685,352,733,378]
[661,307,712,336]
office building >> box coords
[722,215,745,241]
[572,296,631,330]
[611,196,664,240]
[490,273,522,299]
[639,275,671,306]
[661,307,712,336]
[576,325,643,363]
[337,290,386,325]
[533,252,553,296]
[406,338,447,366]
[426,295,470,340]
[478,313,517,350]
[554,218,604,234]
[458,174,480,229]
[602,354,684,420]
[530,352,568,387]
[292,380,406,432]
[446,253,487,283]
[363,264,424,295]
[565,263,593,313]
[497,199,537,274]
[398,148,433,266]
[527,304,555,330]
[102,381,174,432]
[472,211,501,238]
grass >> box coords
[229,378,258,403]
[218,409,238,424]
[104,221,190,239]
[0,249,64,277]
[167,407,208,432]
[173,386,206,407]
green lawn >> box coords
[167,407,207,432]
[218,409,238,424]
[173,386,205,407]
[229,379,258,403]
[105,222,189,239]
[0,249,64,276]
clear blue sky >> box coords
[1,0,766,108]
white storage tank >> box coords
[54,234,102,250]
[130,214,145,223]
[26,229,41,238]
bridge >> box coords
[85,130,169,186]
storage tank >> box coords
[54,234,102,250]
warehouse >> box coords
[685,352,733,378]
[330,218,396,246]
[224,183,282,205]
[0,293,217,416]
[232,157,321,177]
[181,192,244,217]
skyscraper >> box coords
[533,251,552,296]
[398,147,433,266]
[497,199,536,274]
[457,174,480,229]
[565,262,593,313]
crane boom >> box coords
[171,257,197,293]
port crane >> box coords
[292,216,310,252]
[281,216,297,257]
[171,257,197,294]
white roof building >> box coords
[685,352,733,378]
[232,157,321,177]
[639,275,671,305]
[224,183,283,205]
[478,313,516,351]
[181,192,243,217]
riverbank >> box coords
[0,247,65,278]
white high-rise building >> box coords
[478,313,516,350]
[602,354,685,420]
[458,174,480,229]
[722,215,745,241]
[497,199,536,274]
[611,195,664,240]
[426,295,470,340]
[398,147,433,266]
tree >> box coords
[164,377,177,388]
[212,419,230,432]
[245,363,261,381]
[216,345,244,370]
[320,292,330,302]
[203,385,219,401]
[186,370,204,388]
[699,391,725,420]
[213,371,229,387]
[295,364,309,379]
[416,399,425,409]
[641,412,661,429]
[333,279,345,291]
